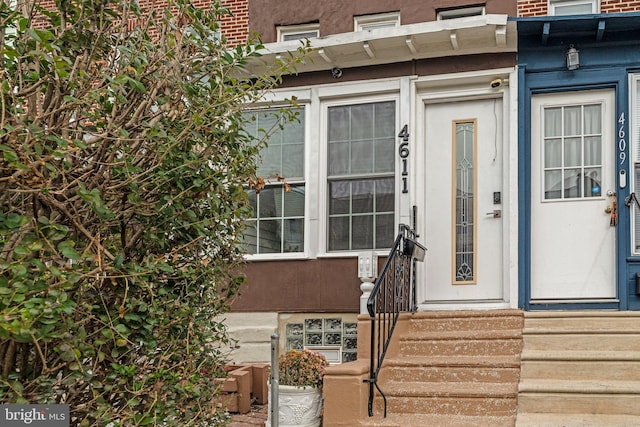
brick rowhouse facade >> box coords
[518,0,640,16]
[31,0,249,44]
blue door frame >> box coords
[515,14,640,310]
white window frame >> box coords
[437,6,486,20]
[277,23,320,42]
[243,101,311,261]
[548,0,599,15]
[354,12,400,32]
[631,74,640,254]
[319,91,400,257]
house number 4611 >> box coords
[398,125,409,194]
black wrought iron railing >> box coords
[365,223,425,418]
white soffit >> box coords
[248,15,516,75]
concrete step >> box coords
[363,413,516,427]
[521,359,640,381]
[409,310,524,333]
[521,349,640,361]
[381,355,520,383]
[381,393,517,417]
[400,336,522,356]
[524,311,640,329]
[522,333,640,351]
[516,413,640,427]
[517,393,640,416]
[518,379,640,394]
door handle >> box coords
[486,210,502,218]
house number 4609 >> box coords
[618,112,626,166]
[398,125,409,194]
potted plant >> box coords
[266,349,329,427]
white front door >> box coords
[423,98,504,302]
[530,90,616,300]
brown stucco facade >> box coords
[249,0,517,43]
[232,258,363,312]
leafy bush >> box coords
[278,350,329,389]
[0,0,305,424]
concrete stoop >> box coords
[516,311,640,426]
[370,310,524,425]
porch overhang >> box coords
[247,14,516,75]
[516,12,640,48]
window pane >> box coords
[352,180,373,213]
[564,168,581,198]
[375,138,395,173]
[351,140,374,174]
[545,139,562,168]
[545,170,562,199]
[375,214,395,248]
[259,187,281,218]
[584,105,601,134]
[584,136,601,166]
[284,186,305,217]
[329,216,349,250]
[544,108,562,137]
[329,107,349,142]
[564,137,582,167]
[282,144,304,179]
[328,142,349,175]
[330,181,350,215]
[243,221,257,254]
[564,106,582,136]
[374,102,396,138]
[259,219,281,253]
[376,178,395,212]
[352,215,374,250]
[248,191,257,215]
[584,168,602,197]
[351,104,374,140]
[284,219,304,252]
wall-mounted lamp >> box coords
[566,45,579,71]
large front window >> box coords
[243,108,305,254]
[327,101,395,251]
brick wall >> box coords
[518,0,640,16]
[31,0,248,44]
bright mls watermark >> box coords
[0,405,69,426]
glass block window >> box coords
[454,121,476,284]
[327,101,396,251]
[243,108,305,254]
[285,318,358,363]
[542,104,603,200]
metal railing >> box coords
[365,223,425,418]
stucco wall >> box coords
[249,0,517,43]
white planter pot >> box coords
[265,384,322,427]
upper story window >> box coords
[277,23,320,42]
[354,12,400,32]
[243,108,306,255]
[548,0,598,15]
[437,5,486,20]
[327,101,396,251]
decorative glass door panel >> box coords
[453,121,477,284]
